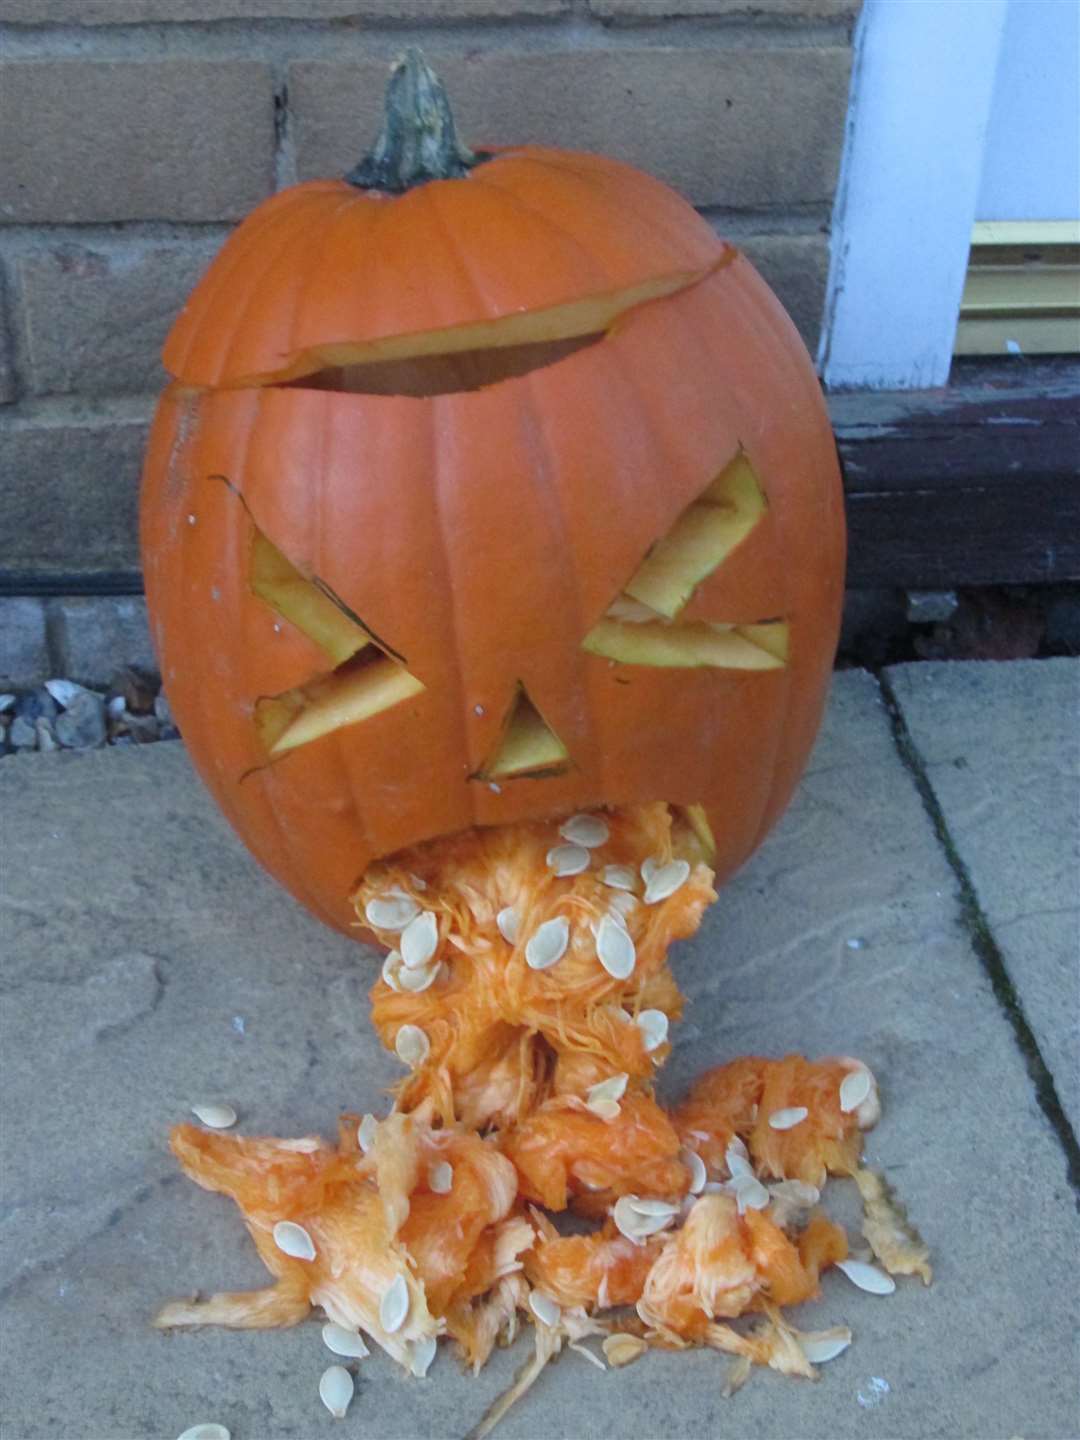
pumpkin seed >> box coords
[626,1197,680,1219]
[428,1161,454,1194]
[613,1195,677,1242]
[525,917,570,970]
[725,1137,753,1178]
[733,1175,770,1213]
[798,1327,852,1364]
[601,864,637,892]
[322,1321,370,1359]
[410,1334,438,1377]
[640,857,663,885]
[528,1291,561,1328]
[272,1220,316,1261]
[318,1365,354,1419]
[397,960,442,993]
[380,1273,410,1332]
[558,814,610,848]
[356,1113,378,1153]
[190,1103,237,1130]
[636,1009,669,1053]
[394,1024,430,1069]
[768,1106,809,1131]
[400,910,439,969]
[496,906,519,944]
[587,1073,629,1107]
[643,860,691,905]
[596,915,636,979]
[612,1196,646,1243]
[839,1067,873,1114]
[176,1427,230,1440]
[586,1097,621,1122]
[381,950,404,991]
[365,891,420,932]
[836,1258,896,1295]
[684,1149,707,1194]
[546,844,591,877]
[603,1333,647,1368]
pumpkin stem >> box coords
[346,48,482,193]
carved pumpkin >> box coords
[141,53,845,938]
[151,61,931,1423]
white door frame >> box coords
[817,0,1009,391]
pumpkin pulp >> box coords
[158,803,930,1424]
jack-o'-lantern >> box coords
[141,52,845,939]
[149,56,926,1430]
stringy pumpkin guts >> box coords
[157,805,930,1432]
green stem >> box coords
[346,48,481,193]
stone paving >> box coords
[1,663,1077,1440]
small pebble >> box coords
[44,678,90,709]
[108,665,157,715]
[9,714,37,750]
[17,689,58,723]
[54,690,107,750]
[35,716,59,752]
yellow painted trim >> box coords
[971,220,1080,248]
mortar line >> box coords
[876,667,1080,1203]
[0,17,854,58]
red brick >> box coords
[0,271,15,404]
[15,240,220,397]
[51,596,158,687]
[737,232,830,352]
[0,61,273,224]
[0,406,148,575]
[0,597,49,689]
[289,45,852,209]
[0,0,567,19]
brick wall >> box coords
[0,0,858,678]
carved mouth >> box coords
[209,265,721,395]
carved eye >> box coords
[582,452,788,669]
[249,527,423,758]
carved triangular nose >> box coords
[474,684,570,781]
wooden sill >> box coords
[833,357,1080,588]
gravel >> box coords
[0,667,179,757]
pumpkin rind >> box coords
[142,232,843,936]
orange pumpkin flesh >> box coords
[147,53,926,1429]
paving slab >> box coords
[887,659,1080,1135]
[1,670,1077,1440]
